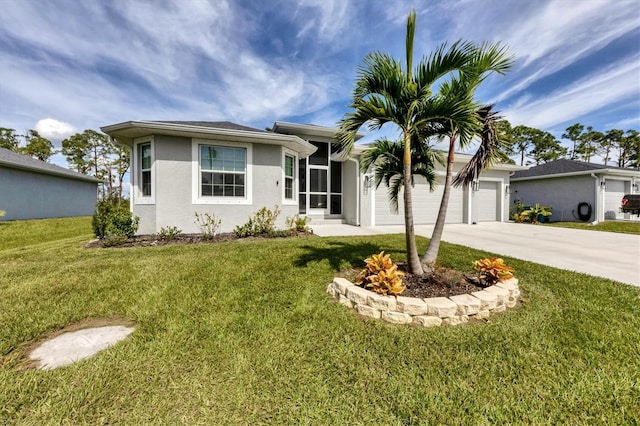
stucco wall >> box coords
[510,175,596,222]
[0,166,97,221]
[342,159,359,225]
[134,135,298,234]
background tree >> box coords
[510,125,537,166]
[562,123,584,160]
[575,126,603,163]
[529,130,566,165]
[601,129,623,166]
[0,127,20,151]
[621,130,640,168]
[61,129,130,201]
[22,130,54,161]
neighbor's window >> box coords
[200,145,246,197]
[284,154,294,200]
[139,143,152,197]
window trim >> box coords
[192,139,252,205]
[282,148,298,205]
[133,136,155,205]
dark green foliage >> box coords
[92,196,138,240]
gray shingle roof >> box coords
[152,121,265,133]
[0,148,102,183]
[511,159,630,179]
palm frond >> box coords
[453,105,502,187]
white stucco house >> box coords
[0,147,101,221]
[510,159,640,222]
[101,120,524,234]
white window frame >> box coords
[192,139,252,205]
[133,136,155,205]
[282,147,298,205]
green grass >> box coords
[0,216,93,250]
[545,220,640,235]
[1,217,639,424]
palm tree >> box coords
[421,104,506,265]
[360,137,443,213]
[337,10,512,274]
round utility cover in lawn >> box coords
[29,325,135,370]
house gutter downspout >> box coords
[348,157,361,226]
[591,173,601,223]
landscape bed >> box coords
[1,217,639,424]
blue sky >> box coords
[1,0,639,166]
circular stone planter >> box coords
[327,277,520,327]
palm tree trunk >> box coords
[422,134,456,266]
[403,131,424,275]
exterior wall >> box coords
[510,175,596,222]
[133,135,298,234]
[342,159,359,225]
[0,166,97,221]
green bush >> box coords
[158,226,181,241]
[93,197,139,240]
[234,205,281,238]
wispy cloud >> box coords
[502,53,640,129]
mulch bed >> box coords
[341,263,486,298]
[85,231,314,248]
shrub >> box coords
[194,212,221,239]
[356,251,405,296]
[516,203,552,224]
[234,205,281,238]
[285,214,311,233]
[158,226,181,241]
[0,210,5,217]
[93,197,139,240]
[473,257,514,285]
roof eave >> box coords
[101,121,317,158]
[512,168,640,181]
[272,121,366,141]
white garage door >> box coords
[474,181,499,222]
[604,180,626,220]
[374,177,464,225]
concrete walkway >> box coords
[312,222,640,286]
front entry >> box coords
[299,141,342,216]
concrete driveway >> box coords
[312,222,640,286]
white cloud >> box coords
[502,54,640,129]
[34,118,77,141]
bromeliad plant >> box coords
[517,203,552,224]
[356,251,406,296]
[473,257,514,285]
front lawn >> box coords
[545,220,640,235]
[1,218,639,424]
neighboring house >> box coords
[0,147,101,221]
[101,120,523,234]
[510,159,640,222]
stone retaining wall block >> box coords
[356,304,381,319]
[346,286,371,305]
[448,294,481,316]
[396,296,429,315]
[381,311,412,324]
[412,316,443,327]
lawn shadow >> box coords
[294,239,400,271]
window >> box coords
[284,154,294,200]
[139,143,152,197]
[200,145,246,198]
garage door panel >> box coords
[474,181,499,222]
[604,180,626,220]
[375,179,463,225]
